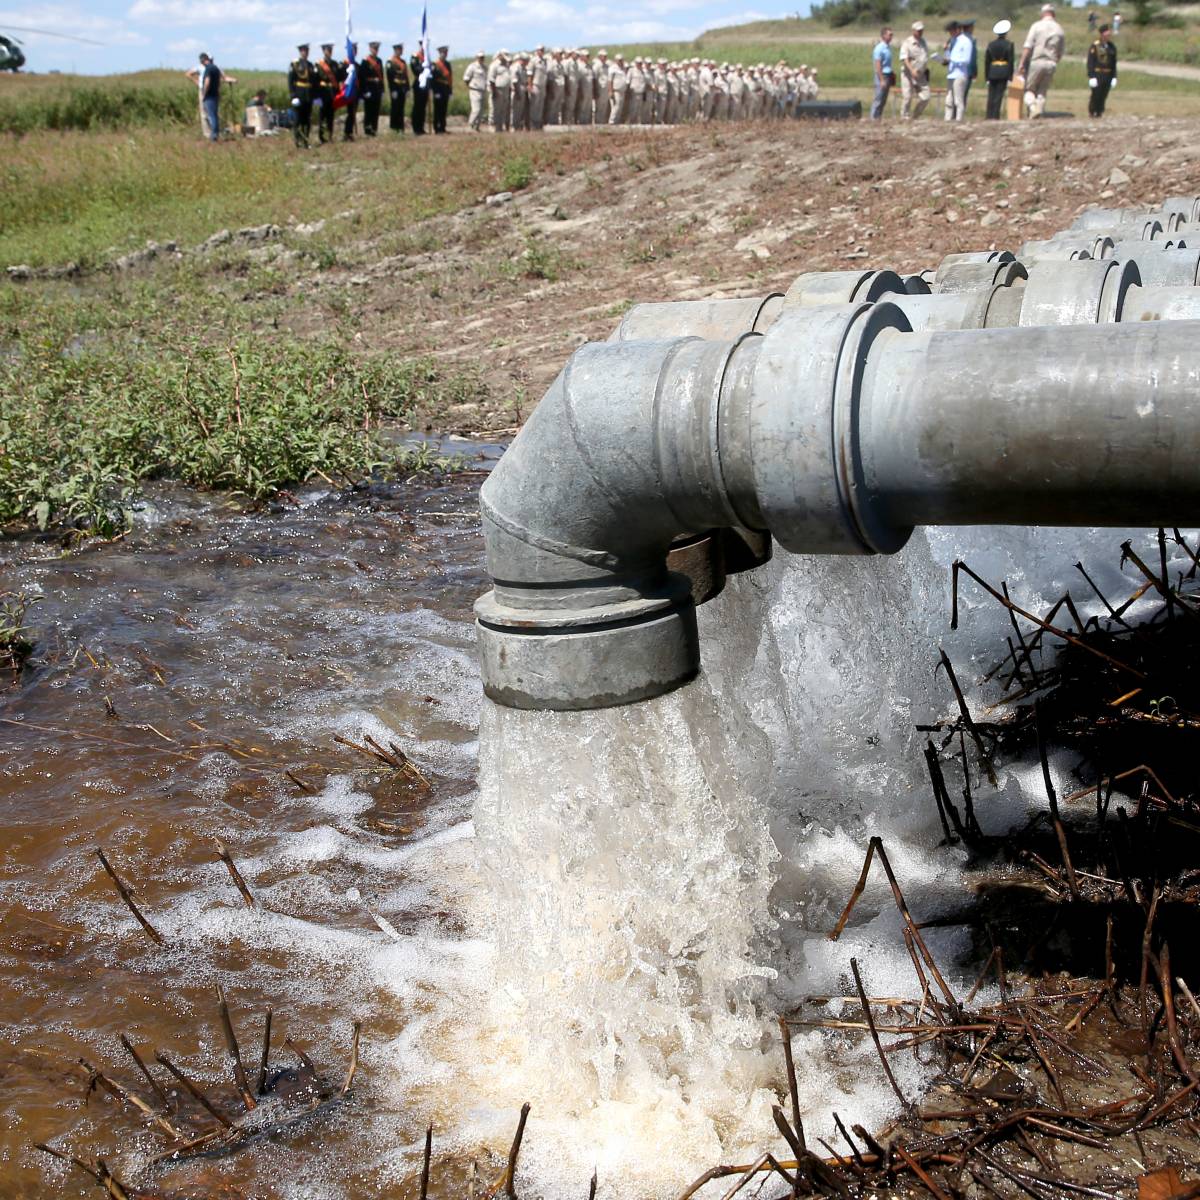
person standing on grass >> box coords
[899,21,931,119]
[288,43,319,148]
[464,50,488,131]
[1113,11,1122,35]
[1018,3,1066,118]
[359,42,385,136]
[315,43,341,143]
[488,49,511,132]
[1087,23,1118,117]
[944,21,973,120]
[430,45,453,134]
[409,45,429,135]
[386,43,409,133]
[197,53,228,142]
[870,27,895,119]
[341,42,359,141]
[984,20,1015,120]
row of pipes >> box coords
[476,196,1200,711]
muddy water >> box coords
[0,460,500,1199]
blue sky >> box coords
[1,1,809,74]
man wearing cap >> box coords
[898,22,929,119]
[594,50,610,124]
[985,20,1015,119]
[546,49,566,125]
[463,50,488,131]
[387,43,409,133]
[512,52,530,130]
[360,41,385,136]
[608,53,628,124]
[562,50,578,125]
[944,20,972,121]
[287,43,318,148]
[1087,23,1117,116]
[575,50,594,123]
[870,27,895,120]
[488,50,511,131]
[315,43,342,144]
[409,45,429,134]
[430,45,453,134]
[1019,2,1065,118]
[529,46,548,129]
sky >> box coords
[0,1,810,74]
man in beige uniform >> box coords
[627,57,646,122]
[899,21,931,118]
[1019,2,1066,117]
[529,45,548,129]
[511,52,530,130]
[575,50,594,122]
[594,50,610,123]
[546,48,566,124]
[563,49,578,124]
[463,50,488,130]
[488,50,511,131]
[608,53,628,123]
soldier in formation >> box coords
[1087,23,1117,117]
[386,43,409,133]
[430,45,453,134]
[359,41,385,136]
[287,43,318,148]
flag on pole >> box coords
[418,2,432,87]
[334,0,358,108]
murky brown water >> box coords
[0,453,500,1199]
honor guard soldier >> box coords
[431,44,453,133]
[360,41,385,135]
[985,20,1014,119]
[315,43,342,143]
[387,43,408,132]
[288,43,318,148]
[410,46,429,134]
[1087,23,1117,116]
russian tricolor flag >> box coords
[335,0,358,108]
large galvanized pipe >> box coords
[477,304,1200,710]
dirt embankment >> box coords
[278,116,1200,433]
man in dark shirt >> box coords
[360,41,385,135]
[198,53,221,142]
[288,43,319,148]
[315,43,343,143]
[1087,24,1117,117]
[387,43,409,132]
[984,19,1014,119]
[431,45,453,133]
[410,47,429,135]
[961,18,979,107]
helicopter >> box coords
[0,25,106,71]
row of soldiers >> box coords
[470,49,822,131]
[287,41,454,147]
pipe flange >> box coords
[475,578,699,711]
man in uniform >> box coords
[387,43,408,132]
[409,45,429,134]
[1087,22,1117,116]
[626,56,646,123]
[985,19,1014,119]
[608,53,628,124]
[546,48,566,124]
[430,45,453,134]
[287,43,318,148]
[359,41,384,136]
[899,21,930,119]
[1019,2,1066,118]
[529,45,548,129]
[511,51,530,130]
[464,50,488,130]
[563,49,578,125]
[575,50,594,123]
[341,42,359,140]
[593,50,610,124]
[315,43,342,144]
[489,49,512,132]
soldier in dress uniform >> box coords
[1087,23,1117,116]
[359,41,385,135]
[431,45,453,134]
[410,45,429,134]
[315,43,342,144]
[985,20,1014,119]
[386,43,409,132]
[341,42,359,140]
[287,43,318,148]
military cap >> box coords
[437,44,448,51]
[368,40,380,48]
[993,19,1012,34]
[393,42,403,49]
[297,42,309,51]
[321,42,334,50]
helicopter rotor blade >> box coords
[3,25,108,46]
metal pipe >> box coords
[478,299,1200,710]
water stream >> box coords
[0,467,1172,1198]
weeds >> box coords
[0,334,480,535]
[500,154,535,192]
[0,591,38,675]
